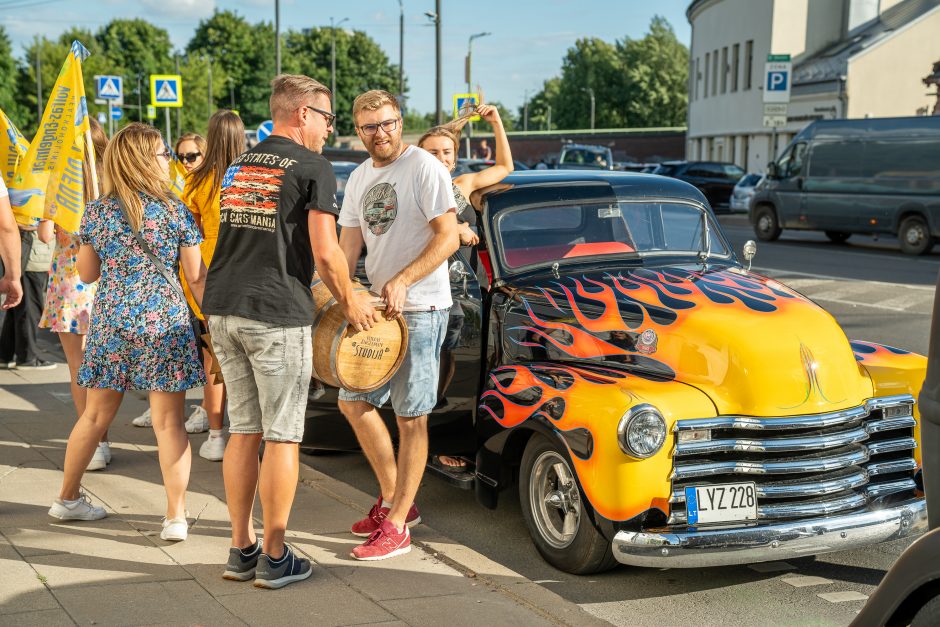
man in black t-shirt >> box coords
[203,74,379,589]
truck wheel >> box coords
[912,591,940,627]
[519,434,617,574]
[899,216,934,255]
[825,231,851,244]
[753,206,782,242]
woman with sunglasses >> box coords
[175,133,206,172]
[39,118,111,470]
[418,103,513,470]
[180,109,245,460]
[49,123,207,543]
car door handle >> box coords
[796,177,803,190]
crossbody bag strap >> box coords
[115,196,187,303]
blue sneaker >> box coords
[253,544,312,589]
[223,541,261,581]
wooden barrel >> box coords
[310,274,408,392]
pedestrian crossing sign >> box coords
[96,75,123,101]
[150,74,183,108]
[453,93,481,122]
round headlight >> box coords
[618,404,667,458]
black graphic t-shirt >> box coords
[202,136,338,326]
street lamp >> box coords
[465,31,491,157]
[582,86,595,130]
[330,17,349,115]
[397,0,404,101]
[424,2,442,125]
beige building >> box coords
[686,0,940,172]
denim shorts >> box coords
[208,315,311,443]
[339,309,448,418]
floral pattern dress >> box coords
[78,193,206,392]
[39,229,97,334]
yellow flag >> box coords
[10,41,92,233]
[1,108,29,188]
[168,156,187,197]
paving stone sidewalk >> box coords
[0,345,607,627]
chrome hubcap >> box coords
[529,450,581,549]
[906,225,925,245]
[758,214,773,232]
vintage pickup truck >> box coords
[305,170,926,574]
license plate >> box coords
[685,482,757,525]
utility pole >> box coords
[207,55,213,120]
[398,0,404,101]
[330,17,349,115]
[175,55,181,138]
[546,104,552,130]
[35,51,42,121]
[523,89,529,132]
[465,31,491,157]
[424,4,442,124]
[137,74,143,122]
[582,86,595,130]
[275,0,281,75]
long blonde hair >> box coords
[102,123,175,232]
[189,110,245,195]
[417,114,473,155]
[83,117,109,203]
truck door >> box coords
[772,142,807,227]
[801,140,864,230]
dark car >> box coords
[331,161,357,206]
[304,170,925,575]
[557,144,614,171]
[653,160,745,210]
[452,158,529,177]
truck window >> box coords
[562,149,586,165]
[777,142,806,178]
[808,141,862,178]
[862,140,940,180]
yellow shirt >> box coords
[180,172,221,320]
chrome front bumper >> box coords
[612,497,926,568]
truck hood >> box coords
[501,264,873,417]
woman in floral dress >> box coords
[40,118,109,471]
[49,123,208,543]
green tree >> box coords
[486,100,517,131]
[521,78,561,131]
[177,54,230,135]
[14,36,71,135]
[617,16,688,127]
[96,18,173,108]
[283,27,401,136]
[0,27,27,124]
[550,37,623,130]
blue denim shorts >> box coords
[339,309,448,417]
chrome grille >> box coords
[669,396,918,526]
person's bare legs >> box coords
[58,388,123,501]
[338,400,397,500]
[58,332,108,443]
[387,414,428,527]
[223,433,261,549]
[201,347,225,430]
[258,441,299,558]
[149,391,191,520]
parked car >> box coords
[452,159,529,177]
[730,173,763,213]
[304,170,926,574]
[330,160,357,206]
[653,160,746,210]
[244,130,259,149]
[750,115,940,254]
[557,143,614,171]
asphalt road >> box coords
[305,219,934,626]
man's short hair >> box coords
[352,90,401,125]
[270,74,332,121]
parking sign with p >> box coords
[763,55,792,104]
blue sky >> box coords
[1,0,692,116]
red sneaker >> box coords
[351,518,411,561]
[350,497,421,537]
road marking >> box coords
[748,561,796,573]
[818,591,869,603]
[781,575,833,588]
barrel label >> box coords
[351,336,392,361]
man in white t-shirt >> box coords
[338,89,458,561]
[0,178,23,310]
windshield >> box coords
[497,200,730,270]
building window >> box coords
[712,49,719,96]
[721,47,728,93]
[704,52,710,98]
[695,57,701,100]
[744,40,754,90]
[732,43,740,92]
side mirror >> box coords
[743,240,757,272]
[766,162,779,179]
[449,260,470,297]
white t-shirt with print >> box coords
[0,177,7,198]
[339,145,456,311]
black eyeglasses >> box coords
[304,105,336,126]
[358,118,399,136]
[179,152,202,164]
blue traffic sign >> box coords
[150,75,183,108]
[96,75,123,100]
[767,71,788,92]
[110,106,122,121]
[257,120,274,142]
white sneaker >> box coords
[184,405,209,434]
[160,517,188,542]
[48,492,107,521]
[199,434,226,461]
[132,407,152,427]
[86,442,111,471]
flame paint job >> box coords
[479,363,716,521]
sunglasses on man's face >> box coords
[179,152,202,164]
